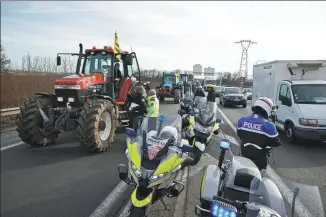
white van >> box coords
[252,60,326,143]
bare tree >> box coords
[1,45,11,73]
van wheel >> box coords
[285,122,296,143]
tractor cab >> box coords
[56,44,140,104]
[162,72,177,88]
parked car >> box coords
[214,85,223,97]
[243,87,252,100]
[219,86,247,108]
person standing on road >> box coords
[129,86,147,135]
[146,89,159,131]
[206,84,216,102]
[236,97,282,171]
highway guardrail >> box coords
[1,107,20,117]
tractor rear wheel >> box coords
[174,89,181,104]
[77,99,116,152]
[16,96,59,147]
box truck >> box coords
[252,60,326,143]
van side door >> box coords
[276,83,293,130]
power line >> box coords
[234,40,257,79]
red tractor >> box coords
[16,43,142,152]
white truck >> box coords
[252,60,326,143]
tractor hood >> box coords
[55,73,104,90]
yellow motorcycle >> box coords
[183,96,221,165]
[118,114,200,217]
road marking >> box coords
[1,141,24,151]
[118,201,132,217]
[215,106,315,217]
[216,106,237,132]
[89,181,128,217]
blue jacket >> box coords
[237,114,280,148]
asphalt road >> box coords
[1,98,325,217]
[0,100,184,217]
[215,98,326,214]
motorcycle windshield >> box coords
[184,91,194,102]
[194,96,207,110]
[198,101,217,125]
[138,115,182,160]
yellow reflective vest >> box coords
[146,95,159,117]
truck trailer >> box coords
[252,60,326,143]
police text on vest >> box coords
[243,122,262,131]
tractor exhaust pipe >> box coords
[76,43,83,74]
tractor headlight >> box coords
[57,97,63,102]
[54,85,81,90]
[68,97,75,102]
[195,122,212,134]
[131,163,141,177]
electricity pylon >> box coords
[234,40,257,79]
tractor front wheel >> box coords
[174,89,181,104]
[77,99,116,152]
[16,96,59,147]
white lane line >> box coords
[89,181,128,217]
[118,201,132,217]
[216,105,314,217]
[216,106,238,133]
[1,141,24,151]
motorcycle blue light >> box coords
[125,127,135,137]
[230,212,236,217]
[220,139,230,149]
[159,115,166,122]
[210,201,237,217]
[189,111,195,116]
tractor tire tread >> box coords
[77,100,116,153]
[16,95,59,147]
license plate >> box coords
[234,98,240,101]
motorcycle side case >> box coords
[225,156,262,193]
[200,164,221,202]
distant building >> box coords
[204,67,215,77]
[193,64,203,77]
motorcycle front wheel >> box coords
[129,205,148,217]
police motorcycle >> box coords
[195,138,325,217]
[178,90,195,117]
[117,114,203,217]
[181,96,221,166]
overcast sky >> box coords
[1,1,326,75]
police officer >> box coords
[237,97,282,170]
[146,89,159,131]
[206,84,216,102]
[129,86,147,134]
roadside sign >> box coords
[240,81,244,88]
[240,77,245,82]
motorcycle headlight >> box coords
[131,162,141,177]
[194,122,212,134]
[150,172,167,182]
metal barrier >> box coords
[1,107,20,117]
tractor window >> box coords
[163,74,176,84]
[84,53,113,76]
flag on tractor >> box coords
[114,31,121,61]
